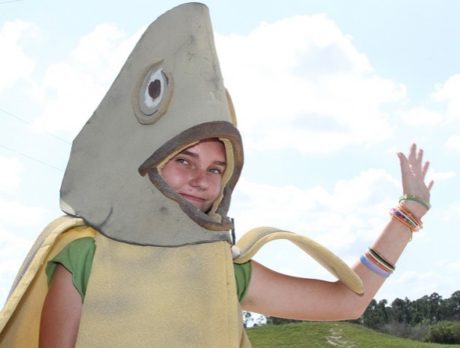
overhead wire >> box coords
[0,107,71,145]
[0,143,64,172]
[0,0,24,4]
[0,107,70,172]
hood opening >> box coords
[138,121,243,231]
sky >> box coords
[1,0,460,310]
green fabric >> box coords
[234,256,252,302]
[46,237,252,302]
[45,237,96,299]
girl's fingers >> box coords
[398,152,409,175]
[416,149,424,166]
[422,161,430,178]
[408,145,425,174]
[408,144,417,162]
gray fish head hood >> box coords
[60,3,243,246]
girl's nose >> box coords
[189,169,208,190]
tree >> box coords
[442,291,460,321]
[391,298,412,324]
[362,299,390,329]
[412,295,431,325]
[427,293,443,323]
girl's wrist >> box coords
[399,201,428,220]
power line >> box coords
[0,107,29,124]
[0,143,64,172]
[0,107,71,173]
[0,107,71,145]
[0,0,24,4]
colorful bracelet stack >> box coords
[389,205,423,232]
[360,195,430,279]
[360,248,395,278]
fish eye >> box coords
[134,63,173,125]
[140,68,166,115]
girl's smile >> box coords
[160,139,226,212]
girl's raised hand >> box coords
[398,143,434,218]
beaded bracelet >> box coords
[360,254,392,278]
[399,194,431,210]
[399,204,423,230]
[368,248,395,272]
[390,207,415,231]
[390,207,422,232]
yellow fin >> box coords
[233,227,364,295]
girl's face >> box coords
[160,139,226,212]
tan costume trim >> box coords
[139,121,243,231]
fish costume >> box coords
[0,3,363,347]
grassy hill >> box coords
[247,321,460,347]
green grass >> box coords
[247,321,460,347]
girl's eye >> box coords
[175,158,189,166]
[209,168,224,175]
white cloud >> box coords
[0,226,37,305]
[399,73,460,128]
[433,74,460,122]
[384,261,460,301]
[445,134,460,152]
[232,168,399,259]
[439,202,460,222]
[216,14,406,154]
[430,169,456,182]
[0,156,47,226]
[31,24,143,135]
[0,192,50,305]
[400,106,443,126]
[331,168,399,213]
[0,196,48,305]
[0,155,23,193]
[446,259,460,271]
[0,200,46,226]
[395,72,460,128]
[0,20,38,92]
[388,270,442,299]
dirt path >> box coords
[326,325,356,348]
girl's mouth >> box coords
[179,193,205,205]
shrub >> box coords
[424,321,460,344]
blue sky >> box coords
[1,0,459,309]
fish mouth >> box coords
[138,121,243,231]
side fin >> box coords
[232,227,364,295]
[0,216,94,346]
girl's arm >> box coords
[39,264,82,348]
[241,144,433,321]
